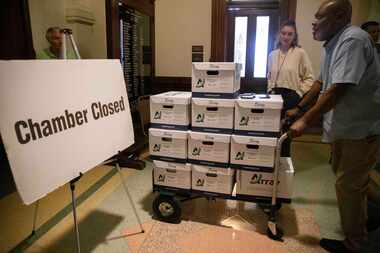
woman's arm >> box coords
[267,51,276,89]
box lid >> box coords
[151,91,191,105]
[192,62,241,71]
[192,164,234,175]
[189,131,231,143]
[236,94,283,109]
[153,160,191,171]
[149,128,188,139]
[192,98,235,108]
[232,135,277,146]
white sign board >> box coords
[0,60,134,204]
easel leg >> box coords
[70,179,81,253]
[30,200,40,236]
[116,163,145,233]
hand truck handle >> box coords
[270,132,290,207]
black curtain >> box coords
[0,0,35,198]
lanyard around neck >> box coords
[274,48,292,88]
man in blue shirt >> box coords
[287,0,380,252]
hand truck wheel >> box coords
[266,224,284,241]
[259,202,282,215]
[153,194,181,223]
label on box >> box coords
[150,92,191,129]
[230,135,276,168]
[188,132,230,166]
[195,76,231,90]
[190,144,227,160]
[236,158,294,199]
[236,108,281,132]
[234,95,282,135]
[153,161,191,189]
[151,104,189,128]
[192,98,234,132]
[191,164,235,195]
[232,145,275,167]
[192,62,241,95]
[149,128,187,161]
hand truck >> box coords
[152,132,291,241]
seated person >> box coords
[36,27,76,59]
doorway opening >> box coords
[227,1,280,93]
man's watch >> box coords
[296,104,305,112]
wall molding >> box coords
[152,76,191,94]
[280,0,297,22]
[65,6,96,25]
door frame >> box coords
[106,0,155,96]
[106,0,155,78]
[211,0,297,63]
[226,8,279,92]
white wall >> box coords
[76,0,107,59]
[351,0,371,26]
[155,0,212,77]
[28,0,372,73]
[28,0,107,59]
[368,0,380,23]
[295,0,324,77]
[29,0,67,52]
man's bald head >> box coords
[312,0,352,41]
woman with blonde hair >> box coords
[267,20,314,156]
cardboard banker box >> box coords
[149,128,188,163]
[191,164,235,195]
[192,98,234,134]
[188,131,230,167]
[236,157,294,200]
[230,135,277,169]
[153,160,191,189]
[192,62,241,98]
[150,91,191,130]
[234,94,283,137]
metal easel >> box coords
[29,29,144,253]
[60,28,81,59]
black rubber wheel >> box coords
[152,195,181,223]
[266,226,284,241]
[259,202,282,215]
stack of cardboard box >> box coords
[231,94,294,200]
[231,94,294,201]
[189,62,240,195]
[150,91,192,190]
[150,63,295,201]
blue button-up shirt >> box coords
[319,25,380,140]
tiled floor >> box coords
[1,135,379,252]
[123,201,324,253]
